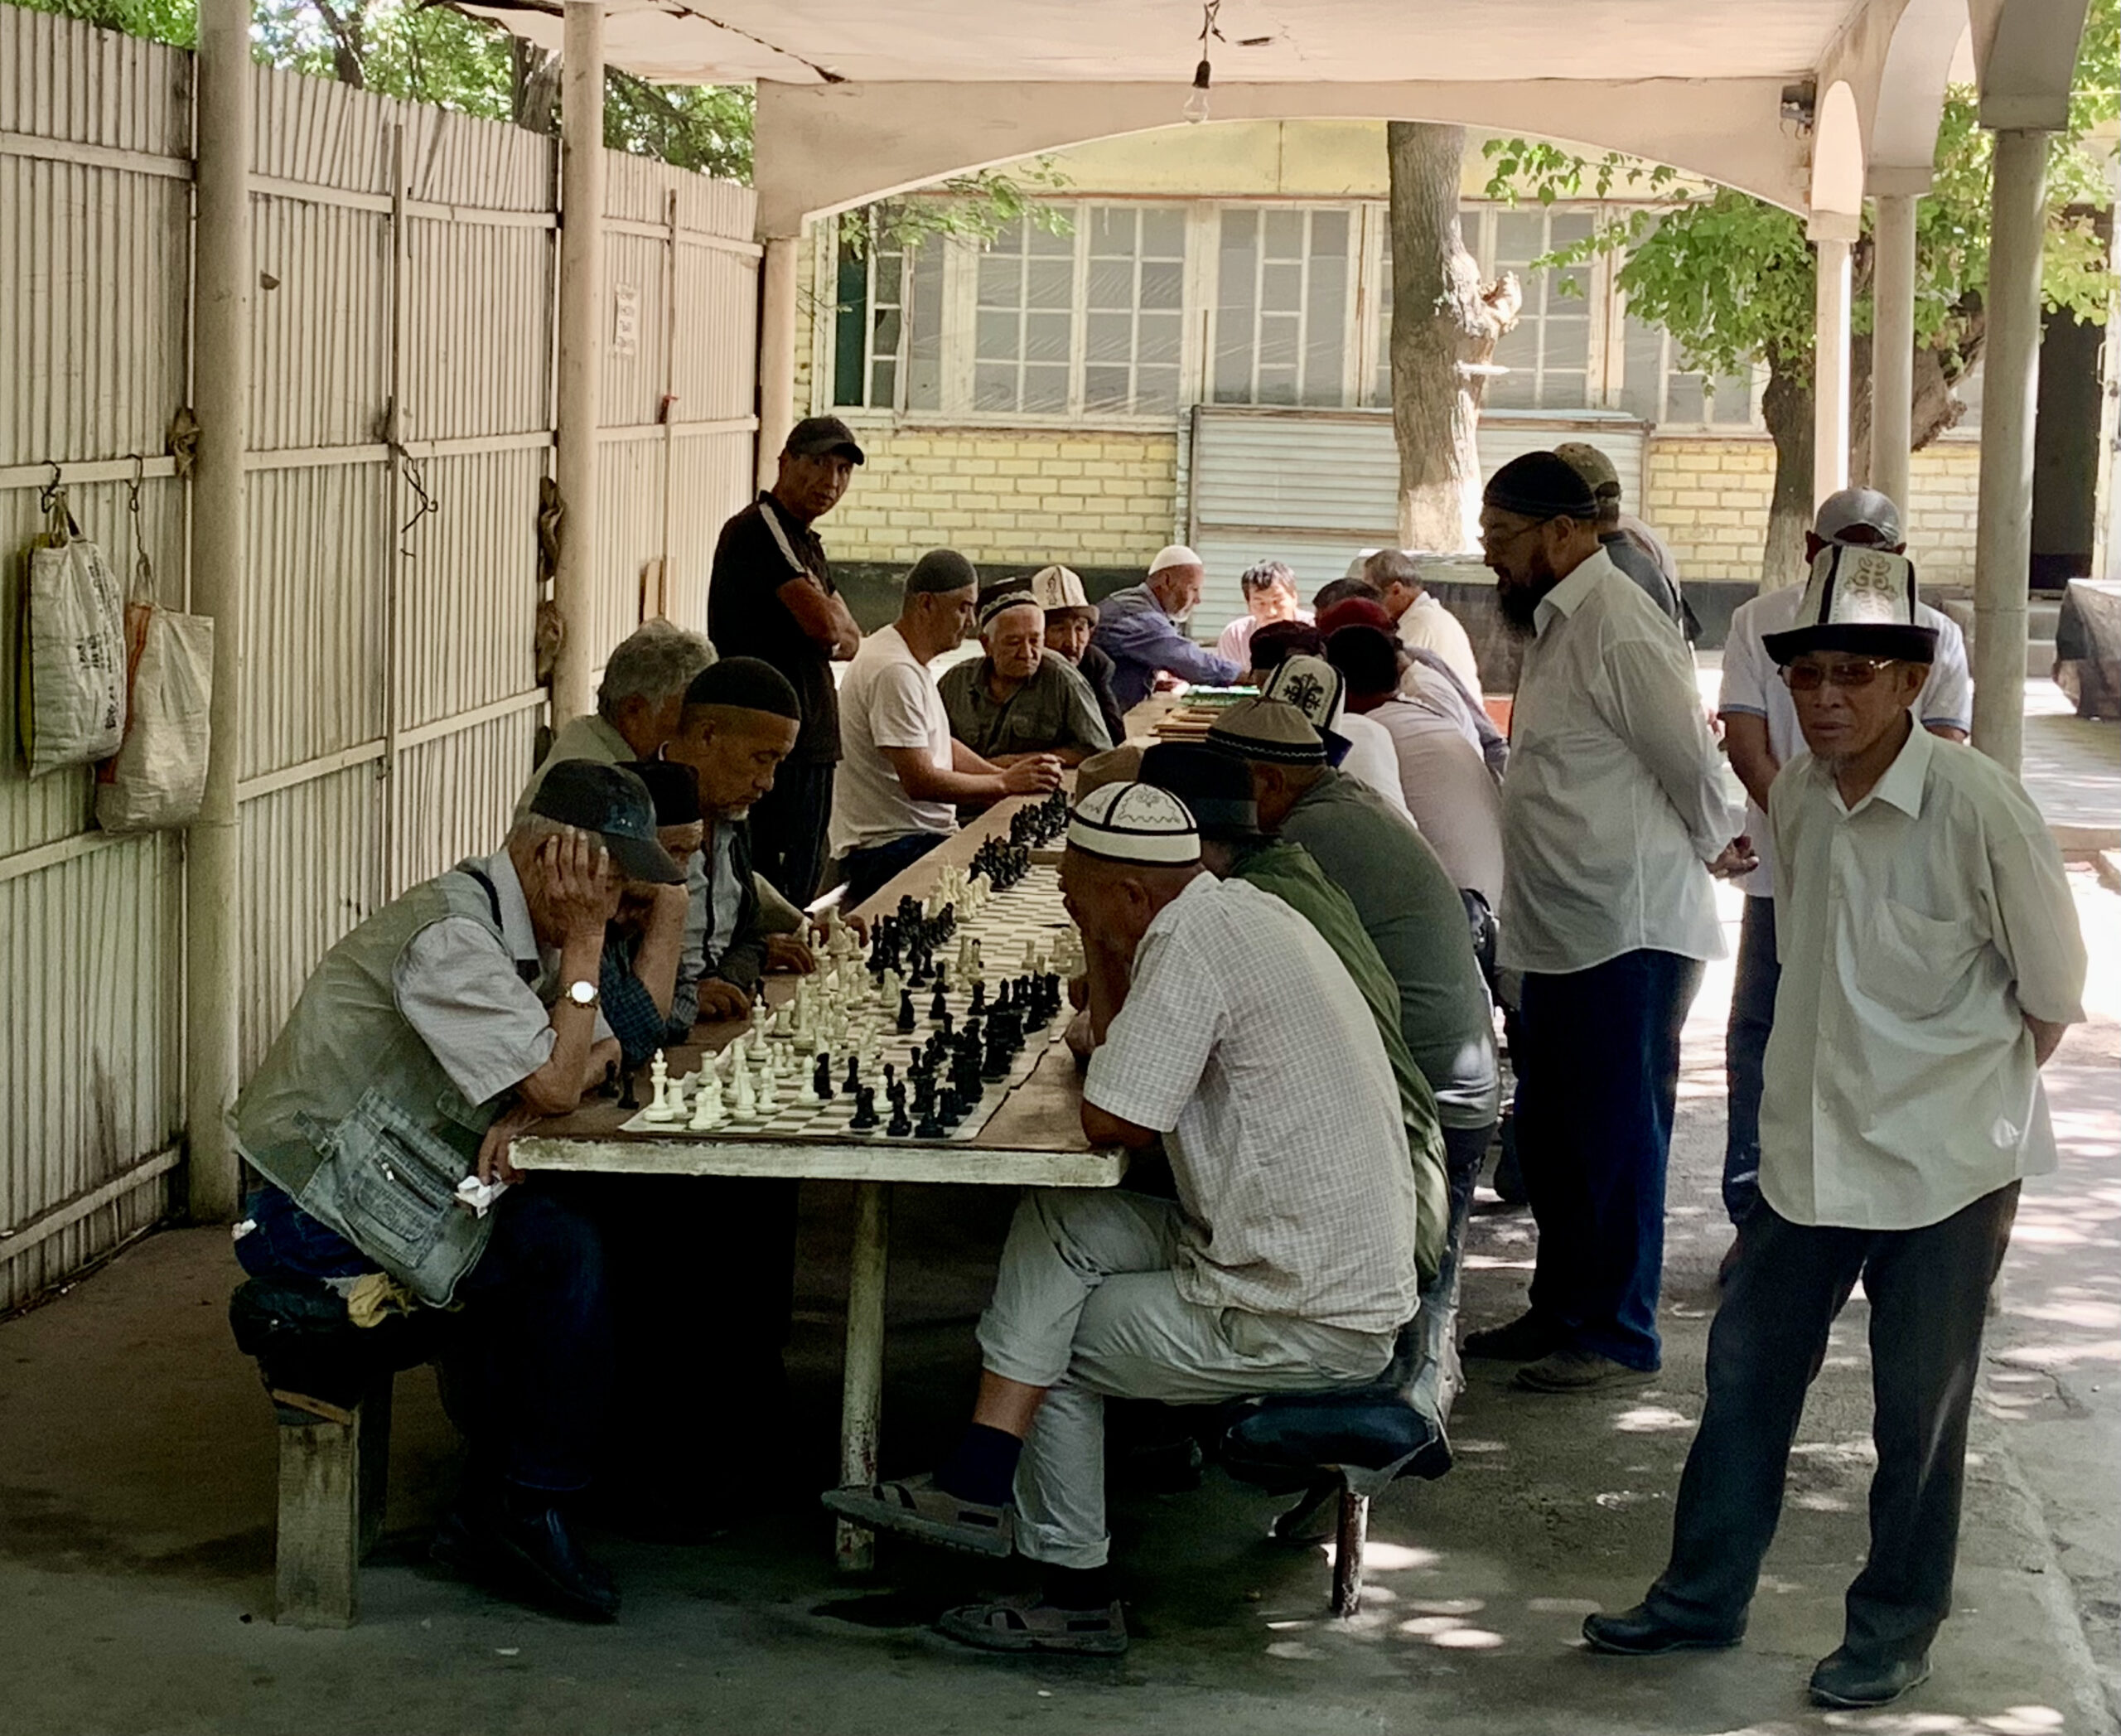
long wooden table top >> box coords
[514,795,1126,1188]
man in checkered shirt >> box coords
[826,781,1421,1656]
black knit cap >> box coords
[905,549,980,596]
[684,655,800,718]
[1139,742,1264,843]
[1483,451,1600,522]
[622,759,702,827]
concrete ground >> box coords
[4,685,2116,1735]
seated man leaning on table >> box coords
[829,549,1064,909]
[230,762,689,1624]
[1027,563,1130,751]
[940,588,1114,774]
[826,782,1423,1657]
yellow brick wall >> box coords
[1642,437,1982,589]
[826,426,1181,570]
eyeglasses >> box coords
[1780,658,1896,693]
[1478,521,1542,552]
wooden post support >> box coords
[1331,1487,1369,1618]
[836,1180,891,1572]
[275,1408,365,1627]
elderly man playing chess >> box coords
[1582,544,2086,1709]
[231,762,689,1623]
[826,781,1422,1656]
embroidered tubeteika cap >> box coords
[1204,697,1328,766]
[1067,782,1201,866]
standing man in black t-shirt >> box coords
[708,415,865,905]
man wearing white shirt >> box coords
[1466,452,1752,1394]
[1715,489,1970,1273]
[1214,559,1312,667]
[1364,549,1485,698]
[829,550,1062,907]
[1584,535,2085,1711]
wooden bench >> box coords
[230,1279,442,1627]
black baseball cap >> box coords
[783,414,866,465]
[529,761,686,884]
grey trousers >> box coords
[976,1189,1397,1569]
[1644,1183,2020,1661]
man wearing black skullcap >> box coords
[1470,451,1755,1395]
[829,550,1065,907]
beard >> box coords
[1495,551,1562,636]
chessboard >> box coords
[622,793,1083,1145]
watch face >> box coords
[568,980,597,1006]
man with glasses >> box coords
[1713,489,1970,1279]
[1583,534,2084,1711]
[1468,452,1753,1395]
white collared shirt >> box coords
[1497,550,1731,974]
[1761,723,2086,1230]
[1718,586,1971,899]
[1397,591,1484,698]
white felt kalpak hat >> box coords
[1067,781,1201,866]
[1261,654,1348,735]
[1762,544,1940,667]
[1027,564,1094,615]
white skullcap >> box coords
[1067,782,1201,866]
[1147,544,1203,577]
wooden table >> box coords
[513,799,1127,1570]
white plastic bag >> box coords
[17,494,127,776]
[96,602,213,833]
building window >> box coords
[832,229,941,412]
[974,220,1077,413]
[1618,315,1756,427]
[1084,207,1186,415]
[1213,208,1353,407]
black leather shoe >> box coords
[1582,1604,1742,1656]
[1809,1647,1930,1707]
[1462,1311,1563,1361]
[434,1491,621,1623]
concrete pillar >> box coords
[185,0,251,1222]
[1812,230,1853,507]
[1870,192,1919,515]
[1971,128,2049,770]
[756,235,800,493]
[552,0,606,725]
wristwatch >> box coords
[563,979,600,1012]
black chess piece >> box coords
[896,988,916,1032]
[843,1054,860,1095]
[938,1009,954,1039]
[929,984,949,1023]
[885,1084,912,1138]
[849,1086,879,1130]
[616,1066,640,1111]
[968,981,986,1017]
[813,1054,834,1100]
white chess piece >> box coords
[644,1052,674,1122]
[731,1061,758,1121]
[689,1070,724,1130]
[756,1058,780,1115]
[1022,939,1038,972]
[969,941,983,984]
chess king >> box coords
[230,761,687,1623]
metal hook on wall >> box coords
[38,461,62,514]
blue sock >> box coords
[934,1423,1022,1506]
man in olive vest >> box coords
[231,761,685,1622]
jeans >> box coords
[1644,1186,2018,1661]
[1514,949,1704,1371]
[1722,897,1780,1226]
[979,1191,1396,1568]
[838,830,946,911]
[749,758,834,906]
[440,1190,612,1492]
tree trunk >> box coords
[1385,121,1523,554]
[515,42,563,137]
[1848,313,1983,487]
[1759,348,1814,589]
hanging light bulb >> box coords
[1183,58,1212,123]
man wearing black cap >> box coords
[708,414,867,907]
[598,760,703,1064]
[1584,539,2085,1709]
[1472,451,1752,1396]
[829,550,1064,907]
[231,760,690,1622]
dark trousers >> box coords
[441,1191,611,1493]
[1442,1121,1495,1222]
[1645,1185,2019,1661]
[839,830,945,911]
[1722,897,1780,1226]
[1515,949,1703,1371]
[750,757,834,906]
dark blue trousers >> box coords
[838,830,945,911]
[1722,897,1780,1226]
[1515,949,1703,1371]
[442,1191,612,1493]
[1644,1187,2018,1661]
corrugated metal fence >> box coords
[0,7,761,1308]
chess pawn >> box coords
[688,1071,724,1130]
[731,1061,758,1121]
[756,1059,780,1115]
[969,940,983,983]
[644,1052,674,1122]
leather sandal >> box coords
[938,1592,1128,1656]
[820,1473,1015,1558]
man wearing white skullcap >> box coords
[1089,545,1244,711]
[827,781,1420,1657]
